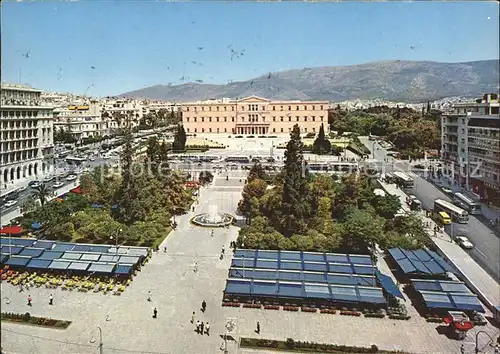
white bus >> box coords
[225,156,250,163]
[454,193,482,215]
[393,171,414,189]
[434,199,469,224]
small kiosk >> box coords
[443,311,473,340]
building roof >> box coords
[387,247,455,275]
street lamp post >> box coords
[475,330,495,354]
[98,326,103,354]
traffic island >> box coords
[1,312,71,329]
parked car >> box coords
[28,180,41,187]
[30,182,41,188]
[4,200,18,208]
[66,174,77,181]
[52,182,64,189]
[455,236,474,249]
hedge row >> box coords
[1,312,71,329]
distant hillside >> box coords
[120,60,499,103]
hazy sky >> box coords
[2,1,498,97]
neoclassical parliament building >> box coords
[180,96,329,135]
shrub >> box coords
[23,312,31,322]
[286,338,295,349]
[370,344,379,353]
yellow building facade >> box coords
[181,96,329,135]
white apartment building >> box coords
[0,84,54,189]
[101,99,145,131]
[53,101,106,140]
[441,93,500,205]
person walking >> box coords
[256,321,260,334]
[153,308,158,319]
[193,262,198,273]
[49,294,53,305]
[221,245,225,254]
[205,322,210,335]
[191,311,195,323]
[200,321,204,335]
[211,230,214,238]
[196,320,201,333]
[147,290,152,302]
[164,246,167,253]
[201,300,206,312]
[27,295,32,306]
[460,344,465,354]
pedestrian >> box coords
[460,344,465,354]
[221,245,225,254]
[256,321,260,334]
[211,230,214,238]
[153,308,158,319]
[164,246,167,253]
[201,300,206,312]
[193,262,198,273]
[49,294,53,305]
[196,320,201,333]
[205,322,210,335]
[200,321,204,335]
[191,311,195,323]
[27,295,32,306]
[147,290,152,302]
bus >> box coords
[66,156,86,165]
[434,199,469,224]
[329,162,358,173]
[454,192,482,215]
[307,163,330,173]
[393,171,414,189]
[225,156,250,163]
[437,211,452,225]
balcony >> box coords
[1,98,52,109]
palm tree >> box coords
[32,183,51,208]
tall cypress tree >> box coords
[172,124,187,152]
[281,124,309,235]
[312,123,331,155]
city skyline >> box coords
[2,1,498,97]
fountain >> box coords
[191,204,234,227]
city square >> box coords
[1,2,500,353]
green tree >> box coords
[312,123,332,155]
[199,171,214,185]
[281,124,309,235]
[172,125,187,152]
[372,194,401,219]
[341,208,385,252]
[32,183,51,208]
[79,172,99,202]
[248,163,267,183]
[238,178,268,219]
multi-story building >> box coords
[0,83,54,188]
[101,99,145,131]
[53,101,106,140]
[441,93,500,204]
[181,96,329,135]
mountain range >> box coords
[119,59,499,103]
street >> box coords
[359,136,500,282]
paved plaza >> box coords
[1,171,499,354]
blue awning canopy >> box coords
[412,279,470,293]
[376,271,405,300]
[418,290,484,313]
[388,247,454,275]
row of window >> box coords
[1,140,38,152]
[1,150,39,164]
[186,115,324,123]
[185,126,318,134]
[184,104,325,112]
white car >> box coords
[455,236,474,249]
[102,155,111,160]
[4,200,18,208]
[66,174,77,181]
[53,182,64,189]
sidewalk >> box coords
[378,176,500,315]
